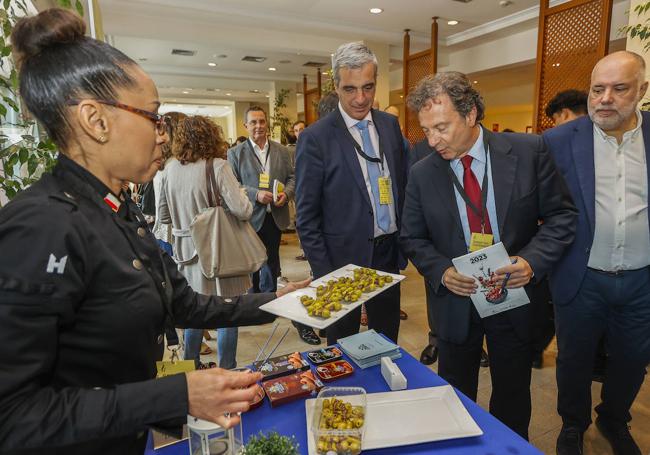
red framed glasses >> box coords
[67,99,169,135]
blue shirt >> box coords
[449,127,500,251]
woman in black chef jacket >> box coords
[0,8,307,455]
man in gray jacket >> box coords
[227,106,295,295]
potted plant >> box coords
[240,431,300,455]
[0,0,83,205]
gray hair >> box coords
[332,41,378,87]
[406,72,485,122]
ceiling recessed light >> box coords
[268,67,277,71]
[473,80,478,84]
[226,93,232,96]
[369,7,383,14]
[182,91,189,94]
[447,20,459,25]
[265,95,270,98]
[330,53,334,57]
[208,62,217,67]
[322,72,328,75]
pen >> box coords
[500,258,518,291]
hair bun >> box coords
[11,8,86,65]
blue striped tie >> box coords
[355,120,391,233]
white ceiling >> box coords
[93,0,627,106]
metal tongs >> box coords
[253,322,290,365]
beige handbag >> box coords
[189,158,267,279]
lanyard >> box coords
[343,122,385,173]
[250,140,270,171]
[447,131,490,233]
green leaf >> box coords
[1,45,11,57]
[58,0,72,8]
[4,187,16,199]
[15,1,28,15]
[75,0,84,16]
[18,147,28,164]
[2,0,10,11]
[2,96,18,112]
[27,155,38,175]
[0,103,6,118]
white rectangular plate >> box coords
[305,386,483,454]
[259,264,405,330]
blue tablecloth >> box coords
[146,346,541,455]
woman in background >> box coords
[152,111,185,255]
[159,115,252,369]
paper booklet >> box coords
[273,179,285,203]
[451,242,530,318]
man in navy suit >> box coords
[543,51,650,455]
[400,72,577,439]
[295,42,408,345]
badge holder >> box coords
[156,344,195,378]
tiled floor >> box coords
[199,233,650,455]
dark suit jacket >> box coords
[400,129,577,344]
[227,139,295,231]
[542,112,650,305]
[295,108,408,279]
[409,138,434,169]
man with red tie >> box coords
[400,72,577,439]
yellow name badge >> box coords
[155,360,195,378]
[469,232,494,252]
[378,176,392,205]
[258,173,270,189]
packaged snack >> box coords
[315,360,355,382]
[263,370,323,407]
[252,352,309,381]
[307,346,344,365]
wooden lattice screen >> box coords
[405,50,433,144]
[403,20,438,145]
[304,88,319,125]
[533,0,613,132]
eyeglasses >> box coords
[67,99,169,135]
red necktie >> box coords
[461,155,492,234]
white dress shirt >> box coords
[249,138,272,212]
[449,127,500,250]
[588,110,650,271]
[338,103,398,237]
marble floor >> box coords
[198,233,650,455]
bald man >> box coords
[544,51,649,455]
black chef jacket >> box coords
[0,155,276,454]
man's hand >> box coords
[256,190,273,205]
[274,192,287,207]
[494,256,533,288]
[186,368,263,427]
[442,266,477,297]
[276,278,312,298]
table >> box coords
[146,346,542,455]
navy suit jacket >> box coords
[295,108,408,279]
[542,112,650,305]
[400,129,577,343]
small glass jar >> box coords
[187,415,243,455]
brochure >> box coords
[451,242,530,318]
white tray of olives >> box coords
[259,264,405,329]
[305,386,483,453]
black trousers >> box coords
[325,233,401,346]
[251,213,282,293]
[424,280,438,346]
[556,267,650,431]
[437,307,533,440]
